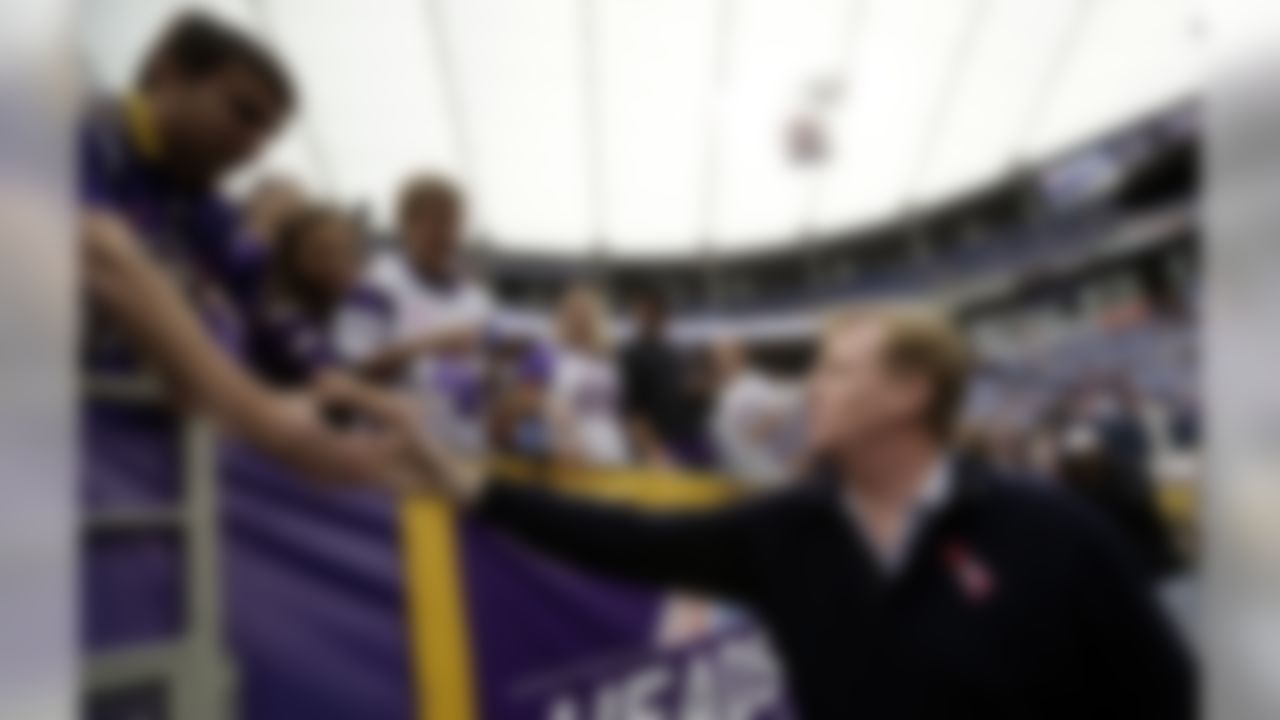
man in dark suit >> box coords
[397,305,1195,720]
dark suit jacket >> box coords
[476,462,1195,720]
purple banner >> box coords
[458,520,792,720]
[83,405,790,719]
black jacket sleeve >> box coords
[1071,507,1196,720]
[474,480,766,602]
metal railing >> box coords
[82,373,234,720]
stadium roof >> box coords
[81,0,1201,258]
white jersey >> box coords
[547,346,629,466]
[335,254,494,455]
[712,372,803,488]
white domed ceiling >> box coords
[80,0,1202,258]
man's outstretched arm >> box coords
[473,480,765,602]
[411,456,765,602]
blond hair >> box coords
[397,174,464,227]
[825,303,972,439]
[557,285,612,355]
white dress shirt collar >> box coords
[843,456,954,575]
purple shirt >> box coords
[80,100,266,370]
[246,295,339,386]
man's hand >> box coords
[627,417,674,468]
[304,372,488,504]
[248,387,400,487]
[418,326,482,357]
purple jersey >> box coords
[246,295,337,386]
[516,341,555,387]
[80,100,266,370]
[248,285,394,386]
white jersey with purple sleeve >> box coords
[335,254,494,455]
[712,372,804,488]
[547,346,630,466]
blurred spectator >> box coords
[243,174,304,246]
[1091,377,1153,474]
[489,340,553,459]
[81,10,294,365]
[1168,392,1201,450]
[79,13,424,483]
[680,347,718,466]
[620,290,702,466]
[546,285,630,467]
[1025,426,1062,483]
[247,204,363,386]
[1059,424,1182,580]
[335,174,494,455]
[709,338,803,488]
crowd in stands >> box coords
[960,298,1199,574]
[235,160,1200,579]
[235,168,811,487]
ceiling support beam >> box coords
[796,0,871,291]
[420,0,486,251]
[579,0,607,270]
[899,0,991,216]
[247,0,336,197]
[697,0,739,307]
[1008,0,1096,166]
[795,0,871,246]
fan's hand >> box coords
[307,372,488,503]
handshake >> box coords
[269,371,488,504]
